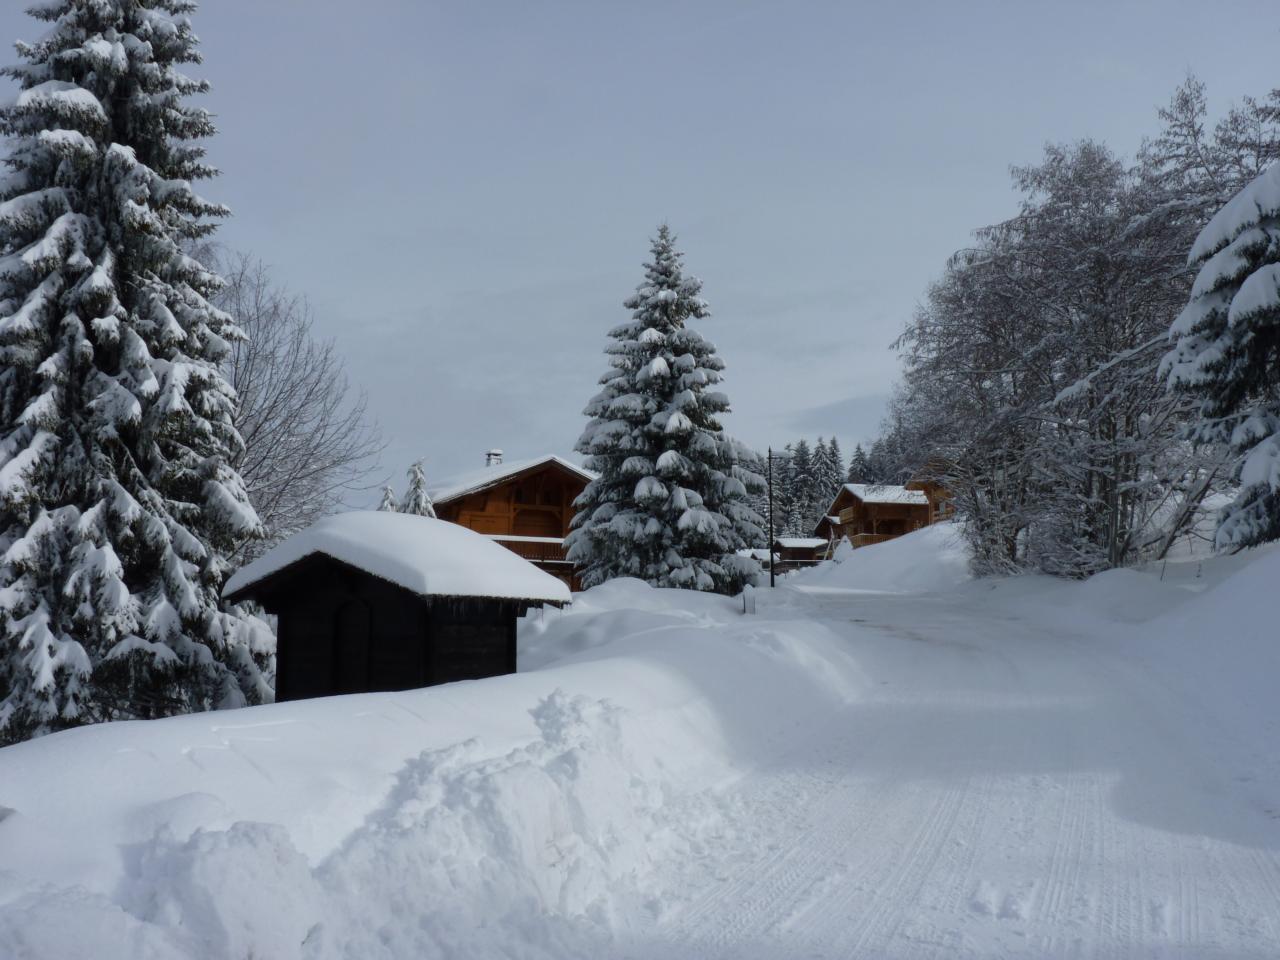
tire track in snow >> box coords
[829,779,972,955]
[664,718,897,953]
[1033,769,1099,956]
[904,770,995,957]
[660,598,989,957]
[646,585,1280,959]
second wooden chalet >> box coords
[430,452,596,589]
[772,536,830,570]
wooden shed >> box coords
[223,512,571,702]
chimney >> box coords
[486,449,503,467]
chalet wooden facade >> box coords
[906,478,956,524]
[815,483,934,550]
[430,454,596,589]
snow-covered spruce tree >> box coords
[811,436,843,526]
[567,226,764,593]
[824,436,843,505]
[400,459,436,517]
[377,485,398,512]
[761,443,795,537]
[740,445,771,547]
[1163,162,1280,549]
[847,443,869,483]
[0,1,272,743]
[788,438,815,533]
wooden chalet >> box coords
[430,452,596,590]
[817,483,933,550]
[906,478,955,524]
[223,512,570,702]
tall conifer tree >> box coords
[1164,163,1280,549]
[814,436,843,522]
[826,436,843,491]
[847,443,870,483]
[568,226,763,592]
[789,439,814,534]
[0,0,272,742]
[774,442,799,536]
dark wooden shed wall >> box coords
[254,555,520,702]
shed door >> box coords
[333,599,372,694]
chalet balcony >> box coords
[488,535,571,565]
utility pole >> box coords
[764,446,793,588]
[768,446,776,588]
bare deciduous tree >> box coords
[882,141,1222,577]
[212,251,383,558]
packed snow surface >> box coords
[223,511,570,603]
[5,522,1280,958]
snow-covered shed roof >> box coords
[429,455,596,505]
[841,483,930,507]
[224,512,571,604]
[775,537,829,550]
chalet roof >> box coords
[775,537,828,549]
[429,455,597,505]
[840,483,930,507]
[224,512,571,605]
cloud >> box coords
[786,392,890,446]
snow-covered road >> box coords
[641,581,1280,959]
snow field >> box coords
[3,522,1280,957]
[0,578,864,959]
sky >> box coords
[2,1,1279,495]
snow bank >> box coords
[1123,544,1280,812]
[791,522,971,594]
[0,581,863,959]
[519,576,739,670]
[224,511,569,604]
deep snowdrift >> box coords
[790,521,971,594]
[2,526,1279,958]
[0,578,864,959]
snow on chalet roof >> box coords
[776,537,829,549]
[842,483,930,506]
[224,512,571,604]
[429,455,596,505]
